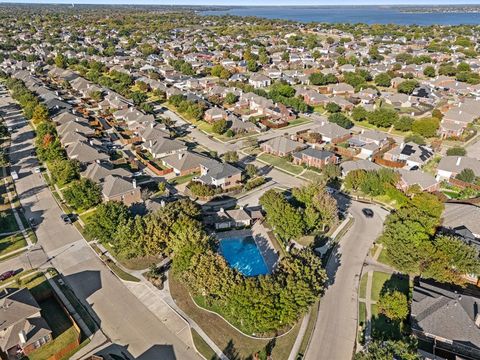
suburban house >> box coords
[229,115,257,134]
[81,162,131,183]
[396,169,439,192]
[101,175,142,206]
[436,156,480,181]
[0,288,52,359]
[204,107,228,123]
[196,160,242,190]
[260,136,306,157]
[441,203,480,251]
[348,130,390,160]
[141,138,187,159]
[300,120,352,144]
[204,207,252,230]
[65,141,109,165]
[326,83,354,96]
[292,148,338,169]
[411,278,480,360]
[383,142,434,168]
[340,159,381,177]
[161,151,211,176]
[440,99,480,138]
[249,73,271,89]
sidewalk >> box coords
[2,168,32,247]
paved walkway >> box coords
[288,312,310,360]
[2,168,32,247]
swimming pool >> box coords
[219,236,270,277]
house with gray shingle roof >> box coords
[0,288,52,358]
[101,175,142,206]
[196,160,242,190]
[436,156,480,181]
[260,136,306,157]
[411,278,480,360]
[292,148,338,169]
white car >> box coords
[34,167,41,174]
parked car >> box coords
[60,214,72,224]
[0,270,15,281]
[28,217,36,226]
[362,208,374,218]
[34,167,41,174]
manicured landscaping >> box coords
[169,276,301,360]
[285,117,311,128]
[191,329,217,360]
[258,153,303,175]
[0,232,26,256]
[359,273,368,299]
[371,272,409,302]
[168,172,198,186]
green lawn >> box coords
[191,329,217,360]
[0,232,26,256]
[301,170,323,182]
[359,273,368,299]
[0,209,19,233]
[79,209,97,225]
[28,296,80,360]
[371,272,409,302]
[285,117,312,128]
[358,302,367,327]
[257,153,303,175]
[168,172,198,186]
[377,248,396,269]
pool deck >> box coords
[215,223,279,273]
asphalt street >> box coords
[305,201,389,360]
[0,94,200,360]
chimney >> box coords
[151,122,154,129]
[178,152,183,160]
[160,200,166,207]
[456,157,462,166]
[132,179,137,189]
[149,140,153,147]
[75,117,78,122]
[18,330,27,344]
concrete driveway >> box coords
[305,201,389,360]
[0,95,201,360]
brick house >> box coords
[292,148,338,169]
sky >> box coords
[3,0,480,5]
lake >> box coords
[201,6,480,25]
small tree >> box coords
[397,80,418,95]
[245,164,258,179]
[446,147,466,156]
[377,290,409,321]
[328,113,353,129]
[456,168,476,183]
[325,102,341,113]
[212,119,228,134]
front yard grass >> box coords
[285,117,312,128]
[0,232,27,256]
[257,153,303,175]
[301,169,323,183]
[359,273,368,299]
[169,276,300,360]
[371,272,409,302]
[191,329,217,360]
[168,172,198,186]
[0,208,19,233]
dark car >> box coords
[0,270,15,281]
[362,208,374,218]
[60,214,72,224]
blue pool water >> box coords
[219,236,269,277]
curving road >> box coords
[305,200,389,360]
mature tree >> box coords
[224,92,238,105]
[31,104,49,124]
[456,168,476,183]
[394,115,414,132]
[446,147,466,156]
[374,72,392,87]
[222,151,239,163]
[63,178,101,211]
[377,290,409,321]
[367,108,398,128]
[397,80,419,95]
[351,106,368,122]
[260,190,306,242]
[412,118,439,138]
[85,201,130,243]
[423,66,436,78]
[49,159,80,187]
[325,102,341,113]
[355,339,420,360]
[404,134,426,145]
[328,113,353,129]
[245,164,258,178]
[212,119,229,134]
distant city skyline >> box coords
[3,0,480,6]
